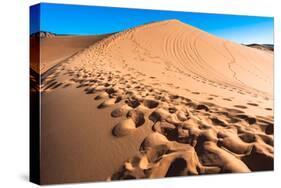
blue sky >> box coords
[30,3,274,44]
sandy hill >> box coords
[30,31,56,38]
[30,33,111,74]
[37,19,273,184]
[246,43,274,52]
[68,19,273,116]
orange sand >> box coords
[34,20,273,184]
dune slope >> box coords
[39,20,273,184]
[30,34,111,74]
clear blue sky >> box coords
[30,3,274,44]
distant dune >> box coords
[30,31,56,38]
[35,19,273,184]
[30,33,111,74]
[245,43,274,52]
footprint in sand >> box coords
[143,99,159,109]
[223,98,232,101]
[125,98,141,108]
[111,104,132,118]
[241,146,273,171]
[97,98,119,109]
[168,107,177,114]
[149,108,171,123]
[210,116,228,127]
[233,105,248,109]
[176,110,190,121]
[127,110,145,127]
[247,102,259,107]
[225,108,245,114]
[209,94,219,98]
[94,91,109,100]
[112,109,145,137]
[196,104,209,111]
[238,133,256,143]
[235,114,256,124]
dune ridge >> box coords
[76,19,272,95]
[38,19,273,183]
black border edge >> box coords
[29,3,41,185]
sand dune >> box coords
[30,33,111,74]
[37,19,273,184]
[246,43,274,52]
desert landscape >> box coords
[31,19,274,184]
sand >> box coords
[35,19,273,184]
[30,33,111,74]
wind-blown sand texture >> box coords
[34,20,273,184]
[30,33,111,74]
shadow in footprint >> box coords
[196,104,209,111]
[241,147,273,171]
[143,99,159,109]
[211,117,227,127]
[127,110,145,127]
[125,98,141,108]
[233,105,247,109]
[165,158,187,177]
[247,103,259,107]
[235,114,256,125]
[191,92,200,95]
[223,98,232,101]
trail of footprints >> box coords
[162,65,271,106]
[41,62,274,179]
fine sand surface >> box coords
[37,20,273,184]
[30,34,111,74]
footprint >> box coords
[258,134,273,146]
[239,133,256,143]
[153,121,177,141]
[235,114,256,125]
[233,105,247,109]
[169,95,179,100]
[94,92,109,100]
[210,117,227,127]
[198,141,250,173]
[217,130,252,154]
[165,158,187,177]
[43,81,58,91]
[196,104,209,111]
[149,108,170,123]
[127,110,145,127]
[63,82,73,88]
[176,110,189,121]
[97,98,117,109]
[111,105,132,118]
[265,123,273,135]
[125,98,141,108]
[51,82,63,89]
[105,87,117,95]
[140,132,170,151]
[168,107,177,114]
[223,98,232,101]
[241,146,273,171]
[143,99,159,109]
[225,108,244,114]
[247,103,259,107]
